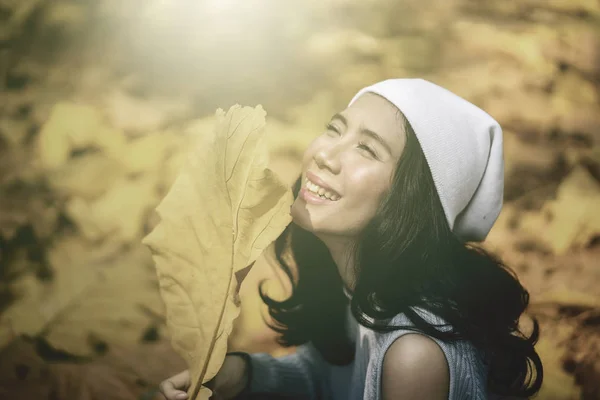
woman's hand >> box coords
[158,355,249,400]
[159,369,190,400]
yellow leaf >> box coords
[535,322,581,400]
[45,246,165,356]
[0,235,114,350]
[66,175,159,243]
[47,152,126,200]
[120,132,175,174]
[0,235,164,356]
[521,166,600,254]
[534,287,600,309]
[142,105,293,400]
[36,103,126,170]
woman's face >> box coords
[291,92,407,239]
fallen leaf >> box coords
[0,337,54,399]
[0,336,183,400]
[520,166,600,254]
[47,152,126,200]
[45,245,164,356]
[142,105,293,399]
[51,362,141,400]
[36,103,126,170]
[534,287,600,309]
[534,318,581,400]
[0,236,100,349]
[119,132,176,175]
[101,340,187,387]
[564,315,600,399]
[65,175,159,243]
[42,0,87,29]
[103,89,190,136]
[0,182,58,240]
[0,234,136,353]
[0,0,43,43]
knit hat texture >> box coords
[348,78,504,242]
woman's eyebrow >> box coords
[330,113,393,156]
[331,113,347,125]
[362,129,393,156]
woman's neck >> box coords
[317,235,357,291]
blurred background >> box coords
[0,0,599,399]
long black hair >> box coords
[258,115,543,397]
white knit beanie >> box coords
[348,78,504,242]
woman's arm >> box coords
[232,343,329,400]
[381,334,449,400]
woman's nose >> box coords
[314,145,341,173]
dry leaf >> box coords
[47,152,126,200]
[36,103,126,170]
[51,362,141,400]
[119,132,175,175]
[185,115,308,187]
[0,0,43,43]
[0,180,58,240]
[0,236,100,349]
[520,166,600,254]
[0,235,149,354]
[0,191,48,240]
[142,105,293,399]
[0,336,177,400]
[564,317,600,399]
[42,1,87,29]
[534,287,600,309]
[45,245,164,356]
[534,319,581,400]
[102,340,187,387]
[65,175,159,243]
[0,337,54,399]
[103,89,190,136]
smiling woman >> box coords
[293,92,407,248]
[159,79,543,400]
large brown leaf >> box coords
[142,105,293,399]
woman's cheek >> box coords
[302,140,321,165]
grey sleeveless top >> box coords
[247,295,489,399]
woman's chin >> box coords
[290,202,319,232]
[290,203,307,226]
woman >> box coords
[159,79,543,400]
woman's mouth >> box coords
[302,177,341,201]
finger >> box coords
[158,380,177,400]
[159,383,188,400]
[170,370,191,390]
[158,381,188,400]
[159,371,190,400]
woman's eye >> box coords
[358,142,378,158]
[324,123,340,135]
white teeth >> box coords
[304,178,340,201]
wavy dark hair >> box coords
[258,114,543,397]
